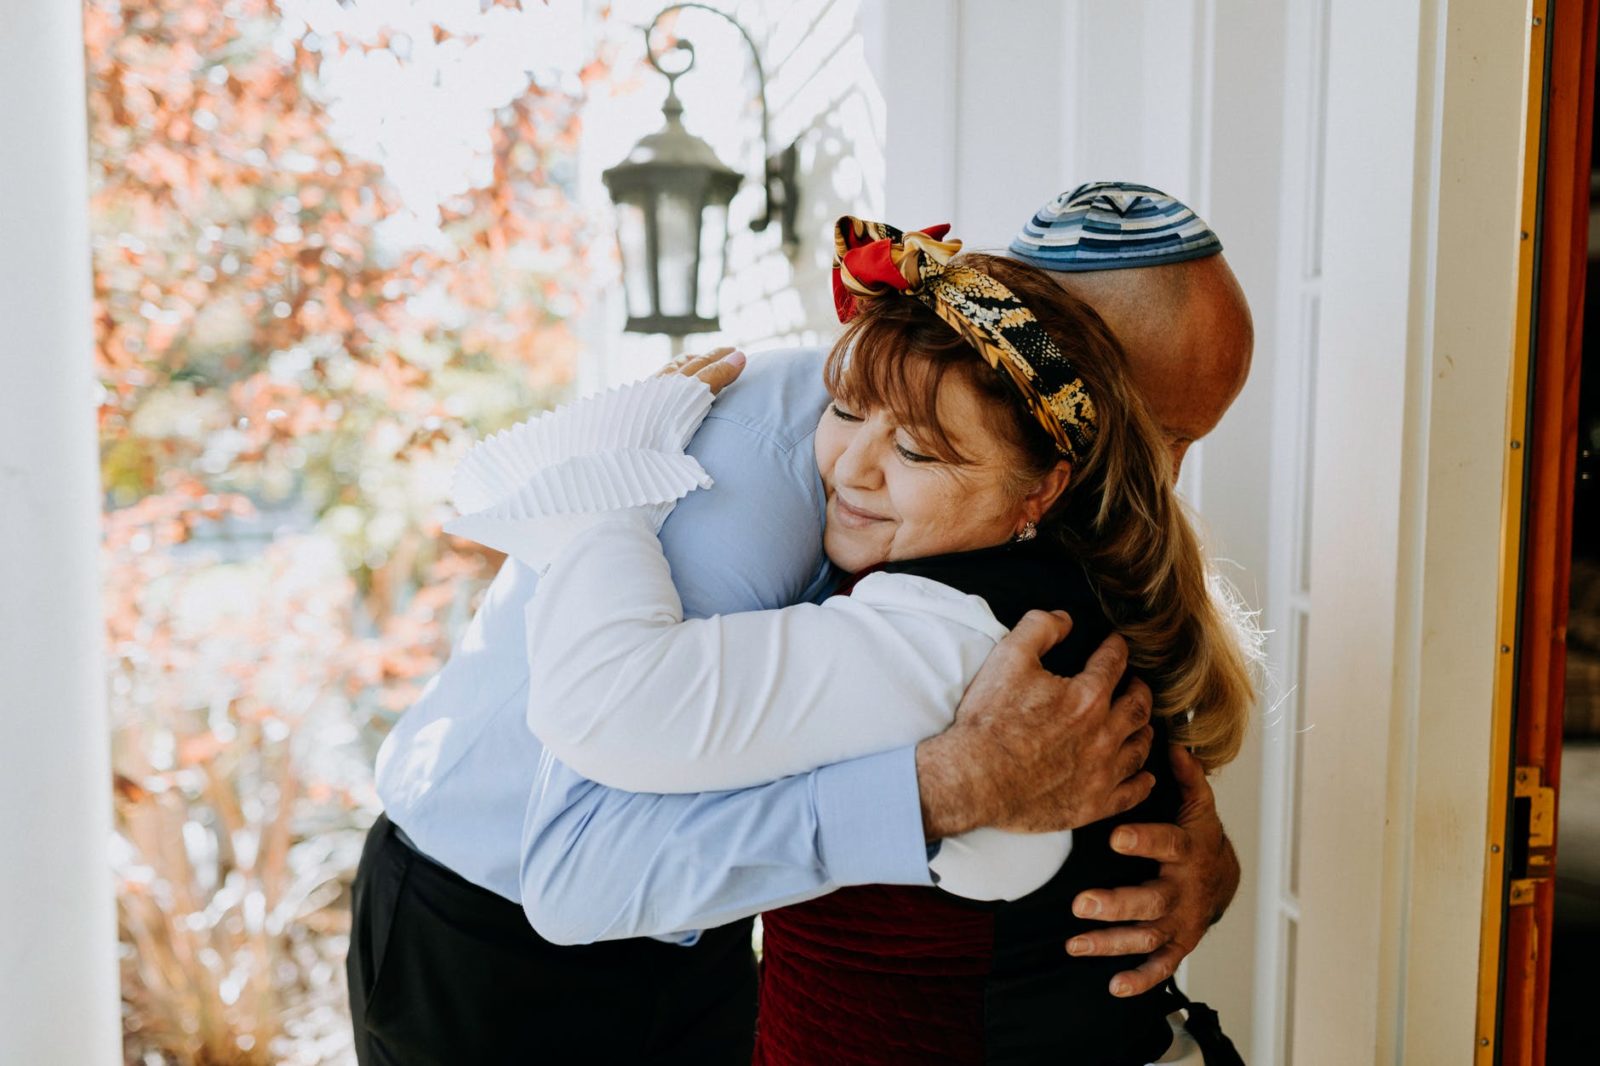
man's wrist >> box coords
[915,732,986,841]
[1207,832,1241,925]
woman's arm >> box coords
[523,515,1005,794]
[445,367,1071,902]
[520,510,1080,903]
[446,366,995,796]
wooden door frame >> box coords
[1478,0,1599,1062]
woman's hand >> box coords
[655,347,747,396]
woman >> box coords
[445,217,1256,1062]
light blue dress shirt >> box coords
[374,347,934,943]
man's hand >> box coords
[1065,743,1241,997]
[915,610,1156,840]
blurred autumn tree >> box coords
[86,0,615,1061]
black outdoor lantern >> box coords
[603,3,799,337]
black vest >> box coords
[883,537,1183,1065]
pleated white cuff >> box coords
[442,375,717,569]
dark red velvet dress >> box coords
[752,538,1182,1065]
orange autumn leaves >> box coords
[89,1,619,1060]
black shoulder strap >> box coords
[1164,979,1247,1066]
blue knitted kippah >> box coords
[1009,181,1223,273]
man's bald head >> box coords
[1010,182,1253,473]
[1052,253,1253,473]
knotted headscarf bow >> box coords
[832,215,1097,463]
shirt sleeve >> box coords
[519,745,934,944]
[521,517,1074,903]
[443,363,1067,919]
[441,375,717,569]
[523,516,1004,793]
[659,406,837,617]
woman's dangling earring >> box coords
[1014,521,1037,543]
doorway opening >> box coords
[1547,152,1600,1060]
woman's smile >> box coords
[813,374,1069,573]
[830,493,890,529]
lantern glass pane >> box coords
[697,202,727,322]
[655,192,699,319]
[616,201,652,320]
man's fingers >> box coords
[1169,741,1209,793]
[1077,632,1131,695]
[1109,943,1184,998]
[1109,821,1192,864]
[1003,609,1076,661]
[1111,678,1153,730]
[695,350,746,394]
[1072,881,1174,923]
[1064,922,1169,958]
[1103,772,1155,818]
[1116,724,1153,780]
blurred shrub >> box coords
[86,0,617,1061]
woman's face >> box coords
[814,372,1056,573]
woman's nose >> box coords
[835,428,885,490]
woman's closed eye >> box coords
[829,402,936,463]
[894,439,936,464]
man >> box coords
[348,183,1253,1064]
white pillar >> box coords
[859,0,960,227]
[0,2,122,1063]
[1292,1,1528,1061]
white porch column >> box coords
[0,2,121,1063]
[1293,1,1530,1061]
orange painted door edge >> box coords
[1478,1,1599,1063]
[1475,3,1547,1063]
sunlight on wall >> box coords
[267,0,881,385]
[277,0,587,249]
[578,0,886,386]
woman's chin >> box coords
[823,530,885,574]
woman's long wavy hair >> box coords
[823,252,1259,770]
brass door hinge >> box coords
[1509,765,1555,906]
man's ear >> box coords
[1024,459,1073,523]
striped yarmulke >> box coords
[1008,182,1222,273]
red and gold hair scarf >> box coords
[832,215,1097,463]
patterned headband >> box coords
[831,215,1097,462]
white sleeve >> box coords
[440,373,1072,903]
[441,375,717,569]
[522,516,1072,902]
[524,517,999,792]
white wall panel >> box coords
[0,2,122,1062]
[1293,1,1528,1061]
[949,1,1071,249]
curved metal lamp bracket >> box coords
[643,3,800,249]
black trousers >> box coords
[347,814,758,1065]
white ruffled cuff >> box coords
[442,375,716,569]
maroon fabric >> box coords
[753,885,994,1065]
